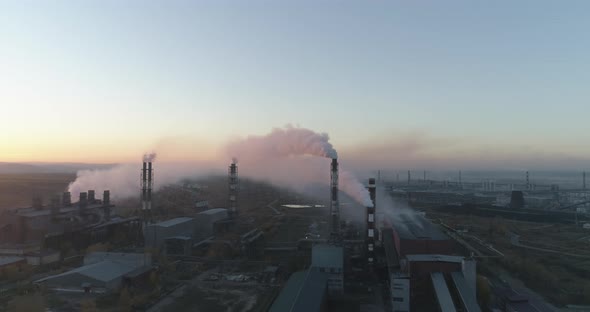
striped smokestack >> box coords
[330,158,340,237]
[366,178,376,267]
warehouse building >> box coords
[144,208,228,253]
[35,252,151,293]
[145,217,195,250]
[311,245,343,295]
[388,214,455,257]
[269,268,329,312]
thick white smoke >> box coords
[226,125,338,160]
[340,171,373,207]
[67,161,222,199]
[227,125,372,207]
[66,126,372,207]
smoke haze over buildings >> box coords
[66,126,372,207]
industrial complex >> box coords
[2,157,589,311]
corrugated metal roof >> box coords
[451,272,482,312]
[431,272,457,312]
[270,268,328,312]
[198,208,228,215]
[36,259,145,284]
[406,254,464,263]
[311,245,343,269]
[155,217,193,227]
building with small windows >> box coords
[390,273,410,312]
[311,245,343,295]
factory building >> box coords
[269,268,329,312]
[391,254,479,312]
[311,245,344,296]
[195,208,228,240]
[0,190,114,245]
[388,214,455,257]
[35,252,151,293]
[145,217,195,250]
[144,208,228,253]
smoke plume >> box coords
[67,160,222,199]
[226,125,337,160]
[340,171,373,207]
[66,126,372,208]
[143,153,157,162]
[227,125,372,207]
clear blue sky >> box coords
[1,1,589,164]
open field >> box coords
[0,173,76,209]
[426,208,590,306]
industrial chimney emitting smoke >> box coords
[330,158,340,238]
[141,157,154,219]
[366,178,377,267]
[228,159,239,219]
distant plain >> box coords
[0,173,75,209]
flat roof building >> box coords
[270,268,329,312]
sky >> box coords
[1,0,589,169]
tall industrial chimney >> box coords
[526,171,530,190]
[103,190,111,221]
[366,178,376,267]
[79,192,88,215]
[407,170,411,185]
[141,162,147,211]
[62,192,72,207]
[147,162,153,211]
[228,159,239,219]
[330,158,340,237]
[88,190,96,204]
